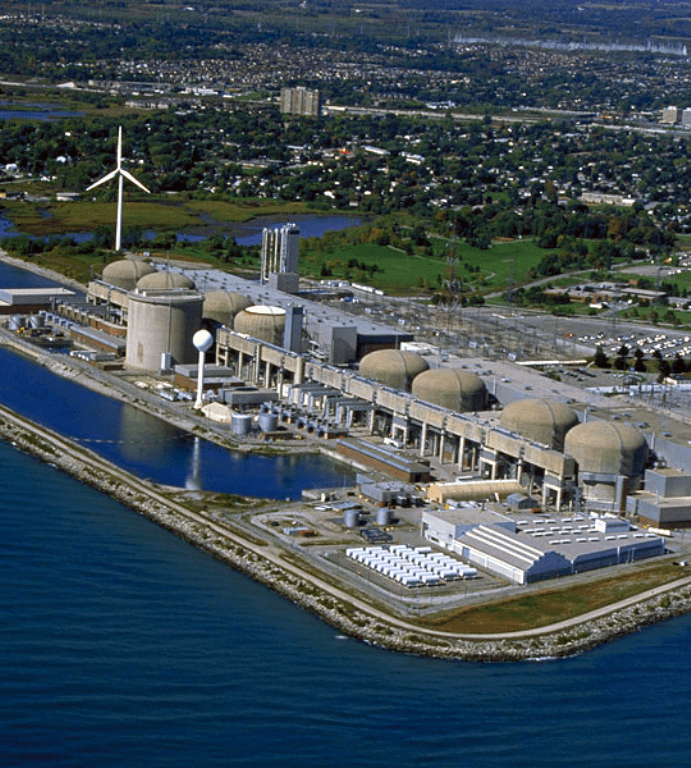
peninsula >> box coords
[3,252,691,661]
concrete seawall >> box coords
[3,399,691,661]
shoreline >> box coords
[3,399,691,661]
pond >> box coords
[0,101,83,121]
[0,212,363,247]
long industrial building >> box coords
[420,508,664,584]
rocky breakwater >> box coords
[3,401,691,661]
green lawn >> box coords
[424,561,683,634]
[457,238,548,288]
[301,235,554,294]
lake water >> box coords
[1,441,691,768]
[229,214,363,246]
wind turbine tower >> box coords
[86,126,150,252]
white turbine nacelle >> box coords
[193,329,214,409]
[86,126,150,252]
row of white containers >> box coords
[346,544,477,588]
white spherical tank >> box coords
[126,290,203,371]
[193,329,214,352]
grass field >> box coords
[423,561,685,634]
[300,235,551,294]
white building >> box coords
[421,509,664,585]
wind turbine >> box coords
[86,126,150,252]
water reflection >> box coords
[186,435,203,491]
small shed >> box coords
[507,493,539,511]
[201,402,233,423]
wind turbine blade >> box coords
[86,168,118,191]
[116,126,122,169]
[120,168,151,194]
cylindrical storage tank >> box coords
[29,314,45,329]
[500,398,579,451]
[232,413,253,436]
[565,421,648,478]
[376,507,391,526]
[125,290,203,371]
[258,411,278,433]
[234,305,286,346]
[136,271,196,291]
[412,368,487,412]
[9,314,25,331]
[358,349,429,391]
[343,509,360,528]
[203,290,252,326]
[102,259,156,291]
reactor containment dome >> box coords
[203,290,253,326]
[101,259,156,291]
[359,349,429,392]
[412,368,487,412]
[499,398,579,451]
[234,305,286,346]
[565,420,648,479]
[136,271,196,291]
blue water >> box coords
[0,213,361,246]
[0,260,66,288]
[232,215,362,246]
[0,101,83,121]
[0,346,352,498]
[1,441,691,768]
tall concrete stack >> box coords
[260,223,300,293]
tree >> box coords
[672,354,686,375]
[634,356,647,373]
[594,346,610,368]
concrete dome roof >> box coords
[101,259,156,291]
[564,420,648,478]
[412,368,487,412]
[500,398,579,451]
[234,305,286,345]
[136,271,195,290]
[203,290,252,325]
[359,349,429,391]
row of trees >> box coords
[594,345,691,379]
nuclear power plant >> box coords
[16,228,691,586]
